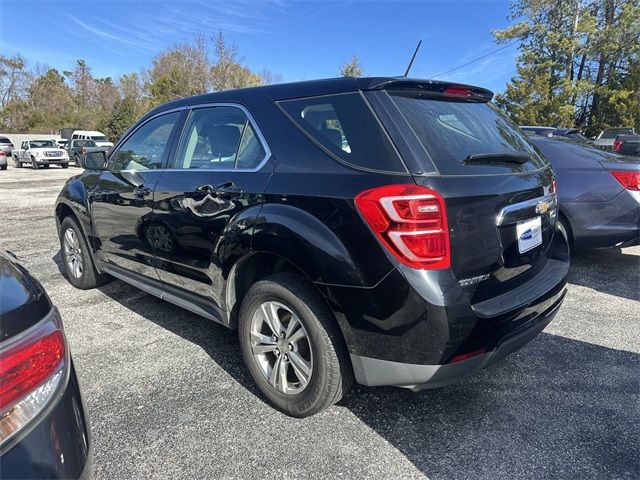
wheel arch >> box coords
[226,251,353,351]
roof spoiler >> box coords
[356,77,494,103]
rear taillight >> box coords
[0,151,6,157]
[613,139,624,152]
[355,184,450,269]
[81,147,87,154]
[0,310,67,446]
[610,170,640,191]
[443,85,473,99]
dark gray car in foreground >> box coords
[0,252,91,479]
[530,135,640,249]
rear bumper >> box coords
[325,228,569,386]
[565,191,640,248]
[351,291,564,389]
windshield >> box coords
[90,135,108,142]
[601,128,633,139]
[30,140,58,148]
[385,91,547,175]
[75,140,96,147]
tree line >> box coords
[494,0,639,136]
[0,32,285,142]
[1,0,638,141]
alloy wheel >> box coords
[250,301,313,395]
[63,228,83,278]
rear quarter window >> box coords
[278,93,407,173]
[386,91,548,175]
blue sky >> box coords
[0,0,520,94]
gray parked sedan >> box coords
[0,136,13,170]
[531,135,639,249]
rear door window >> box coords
[279,93,407,173]
[173,106,267,170]
[385,91,547,175]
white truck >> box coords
[12,139,70,169]
[60,129,113,149]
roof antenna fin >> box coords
[403,40,422,78]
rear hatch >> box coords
[365,80,562,307]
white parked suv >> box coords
[12,139,70,169]
[70,130,113,148]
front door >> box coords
[90,111,182,281]
[151,105,273,307]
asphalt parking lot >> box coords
[1,164,638,480]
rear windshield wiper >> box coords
[464,152,531,165]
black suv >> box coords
[55,77,569,417]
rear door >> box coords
[367,86,559,298]
[90,111,182,281]
[151,104,273,306]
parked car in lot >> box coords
[56,138,68,149]
[520,125,556,137]
[66,139,109,167]
[530,135,640,249]
[613,134,640,157]
[0,252,91,479]
[12,139,69,169]
[63,129,113,149]
[55,77,569,417]
[520,126,590,144]
[0,135,14,155]
[593,127,636,150]
[0,136,12,170]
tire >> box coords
[557,216,572,246]
[74,155,80,167]
[31,157,38,169]
[0,164,6,170]
[61,163,68,169]
[59,216,112,289]
[14,156,21,168]
[43,164,50,168]
[239,272,353,417]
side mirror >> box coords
[82,151,108,170]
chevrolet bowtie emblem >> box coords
[536,201,551,214]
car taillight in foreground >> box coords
[0,310,67,446]
[610,170,640,191]
[0,151,6,157]
[81,147,87,154]
[613,139,624,152]
[355,184,450,269]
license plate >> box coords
[517,217,542,253]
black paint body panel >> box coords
[54,76,569,382]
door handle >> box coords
[215,182,242,196]
[194,183,242,196]
[133,186,152,198]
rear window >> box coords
[279,93,406,173]
[0,137,11,144]
[387,91,547,175]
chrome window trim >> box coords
[108,108,184,172]
[172,102,272,173]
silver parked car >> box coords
[0,136,13,170]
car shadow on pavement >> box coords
[568,248,640,301]
[341,333,639,479]
[92,273,638,480]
